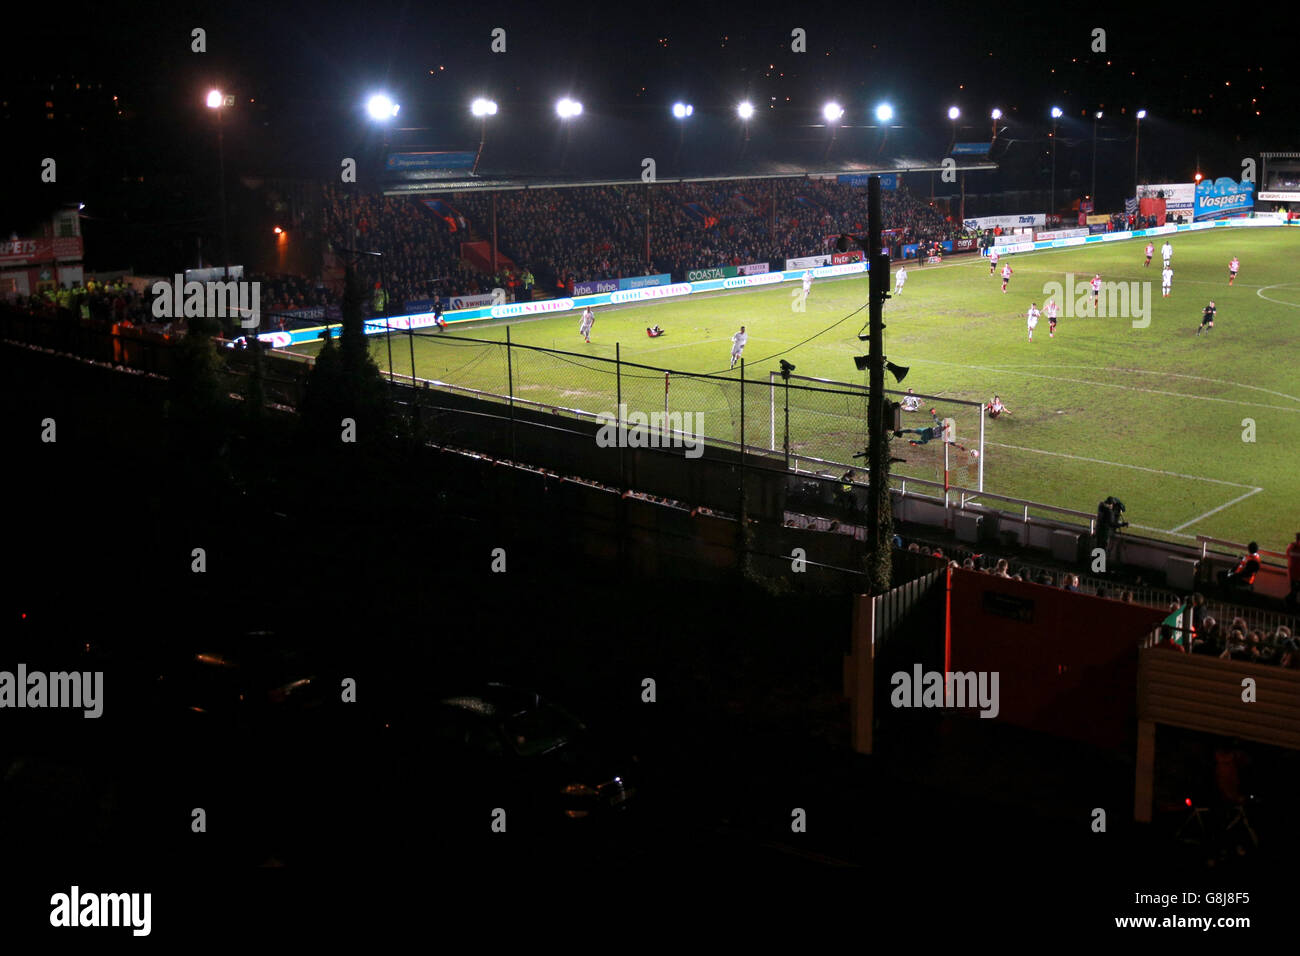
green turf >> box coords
[294,228,1300,551]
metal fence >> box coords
[386,331,872,461]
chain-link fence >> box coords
[392,333,889,467]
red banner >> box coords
[0,236,83,266]
[1139,197,1166,226]
[830,250,864,265]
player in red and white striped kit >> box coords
[1144,242,1154,267]
[989,247,1000,276]
[1228,256,1240,286]
[1090,274,1102,314]
[1000,262,1013,293]
[1046,297,1058,337]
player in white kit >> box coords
[802,270,813,299]
[894,266,907,295]
[730,325,748,369]
[579,306,595,342]
[1026,303,1040,343]
[1161,241,1173,268]
[1161,265,1173,298]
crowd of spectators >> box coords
[893,536,1299,664]
[322,190,488,310]
[1171,592,1300,666]
[318,177,972,307]
[20,280,161,331]
[247,273,338,330]
[1108,212,1167,231]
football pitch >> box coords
[294,228,1300,551]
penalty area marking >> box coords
[912,359,1300,414]
[1169,487,1264,533]
[984,440,1264,535]
[1256,283,1300,309]
[982,441,1259,489]
[968,364,1300,406]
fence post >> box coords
[739,359,746,522]
[769,371,776,452]
[664,371,669,442]
[506,326,515,463]
[617,343,626,490]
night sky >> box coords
[4,0,1293,234]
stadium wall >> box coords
[948,570,1167,749]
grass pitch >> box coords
[294,228,1300,550]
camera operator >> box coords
[1095,496,1129,552]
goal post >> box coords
[769,372,986,491]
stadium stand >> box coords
[318,178,974,306]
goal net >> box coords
[769,373,985,491]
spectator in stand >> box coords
[1279,631,1300,669]
[1218,542,1262,592]
[1190,617,1219,655]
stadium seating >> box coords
[320,178,972,306]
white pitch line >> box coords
[1170,487,1265,533]
[1008,265,1260,289]
[913,359,1300,414]
[1256,284,1300,309]
[971,365,1300,405]
[983,441,1260,489]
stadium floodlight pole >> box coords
[471,98,498,175]
[738,100,754,160]
[366,92,400,380]
[1050,107,1063,213]
[823,101,844,160]
[205,90,232,301]
[948,106,960,154]
[836,176,892,593]
[672,102,692,167]
[874,102,894,157]
[1092,111,1102,204]
[991,108,1002,145]
[556,97,583,171]
[1134,110,1147,191]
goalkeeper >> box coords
[895,408,947,446]
[895,407,977,452]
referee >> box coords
[1196,300,1216,335]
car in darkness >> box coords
[359,682,638,842]
[153,636,332,734]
